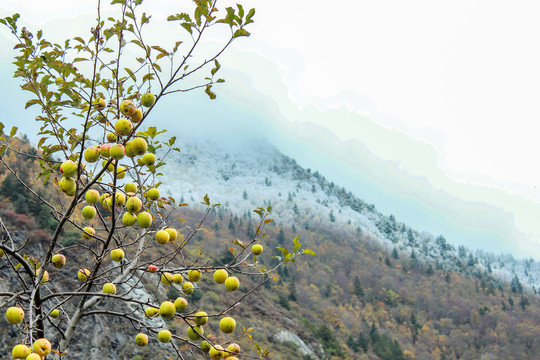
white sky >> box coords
[1,0,540,258]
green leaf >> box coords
[181,23,193,34]
[233,28,250,38]
[9,126,18,138]
[302,249,316,256]
[216,78,225,83]
[276,247,288,258]
[25,99,40,109]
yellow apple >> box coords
[106,131,117,143]
[142,152,156,166]
[110,248,125,262]
[137,212,153,228]
[5,306,24,324]
[50,309,60,319]
[187,325,204,340]
[155,230,170,245]
[219,316,236,334]
[51,254,66,268]
[82,205,97,220]
[85,189,100,204]
[115,118,133,136]
[182,281,194,295]
[93,97,106,110]
[26,352,42,360]
[78,268,91,281]
[224,276,239,291]
[102,283,117,294]
[214,269,228,284]
[160,272,174,286]
[251,244,263,255]
[59,177,76,196]
[82,226,95,239]
[135,333,148,346]
[11,344,30,359]
[173,273,184,285]
[84,146,100,163]
[126,196,142,213]
[165,228,178,241]
[60,160,78,178]
[32,338,51,357]
[157,330,171,343]
[131,108,143,123]
[200,340,211,353]
[188,269,202,282]
[144,307,159,319]
[146,187,160,200]
[122,212,137,226]
[124,182,138,193]
[119,99,137,116]
[160,301,176,319]
[109,144,125,160]
[227,343,241,357]
[141,92,156,107]
[193,311,208,325]
[174,297,188,312]
[209,345,224,360]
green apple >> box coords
[126,196,142,213]
[5,306,24,324]
[147,187,160,201]
[50,309,60,319]
[251,244,263,255]
[60,160,78,177]
[119,99,137,116]
[82,226,95,239]
[193,311,208,325]
[32,338,51,357]
[109,144,125,160]
[219,316,236,334]
[130,139,147,158]
[93,98,106,110]
[141,92,156,107]
[135,333,148,346]
[137,212,153,228]
[84,146,100,163]
[78,268,91,281]
[122,212,137,226]
[173,273,184,285]
[102,283,117,294]
[224,276,239,291]
[227,343,241,356]
[144,307,159,319]
[174,297,188,311]
[214,269,228,284]
[157,329,172,343]
[155,230,170,245]
[106,131,117,143]
[160,301,176,319]
[82,205,97,220]
[209,345,224,360]
[131,108,143,123]
[142,152,156,166]
[59,177,76,196]
[51,253,66,268]
[110,248,125,262]
[187,325,204,340]
[85,189,100,204]
[200,340,211,353]
[165,228,178,241]
[124,183,137,193]
[100,143,111,157]
[160,272,174,286]
[11,344,30,359]
[188,269,202,282]
[182,281,194,295]
[115,118,133,137]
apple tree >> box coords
[0,0,313,359]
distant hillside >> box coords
[161,139,540,291]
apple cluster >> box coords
[5,307,52,359]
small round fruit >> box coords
[82,205,97,220]
[100,143,111,157]
[0,248,4,258]
[110,248,125,262]
[144,307,159,319]
[193,311,208,326]
[227,343,241,356]
[157,329,171,343]
[78,268,91,281]
[116,166,127,179]
[25,353,42,360]
[120,99,137,116]
[174,297,188,312]
[37,269,49,284]
[209,345,224,360]
[188,269,202,282]
[252,244,263,255]
[125,140,135,158]
[59,177,76,196]
[160,272,174,286]
[51,253,66,268]
[126,196,142,213]
[85,189,100,204]
[224,276,240,291]
[172,273,184,285]
[93,98,106,110]
[122,212,137,226]
[84,146,100,163]
[147,187,160,201]
[135,333,148,347]
[160,301,176,319]
[142,152,156,166]
[50,309,60,319]
[115,118,133,136]
[131,108,143,123]
[11,344,30,359]
[109,144,125,160]
[165,228,178,241]
[200,340,211,353]
[182,281,194,295]
[155,230,170,245]
[60,160,78,178]
[214,269,228,284]
[187,325,204,340]
[82,226,95,239]
[147,265,158,273]
[115,192,126,206]
[102,283,117,294]
[219,316,236,334]
[106,131,117,143]
[141,92,156,107]
[5,306,24,324]
[124,182,138,193]
[137,212,153,228]
[32,338,52,357]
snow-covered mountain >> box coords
[160,139,540,291]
